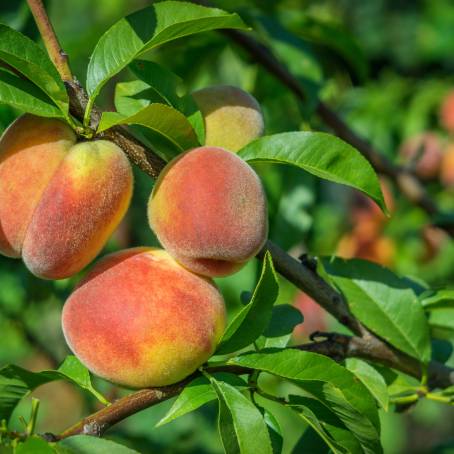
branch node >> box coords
[82,422,103,437]
[298,253,318,271]
[41,432,59,442]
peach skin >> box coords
[0,114,75,258]
[192,85,264,152]
[0,114,133,279]
[62,248,226,388]
[148,146,268,277]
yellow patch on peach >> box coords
[192,85,264,152]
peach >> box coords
[399,132,443,179]
[0,114,133,279]
[148,147,268,277]
[62,248,226,388]
[192,85,264,152]
[440,144,454,188]
[0,114,75,258]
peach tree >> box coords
[0,1,453,453]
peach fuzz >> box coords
[0,114,133,279]
[62,248,226,388]
[0,114,75,258]
[192,85,264,152]
[148,147,268,277]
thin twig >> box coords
[26,0,73,81]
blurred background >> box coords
[0,0,453,452]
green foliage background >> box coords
[0,0,453,453]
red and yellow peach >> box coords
[0,114,133,279]
[62,248,226,388]
[148,146,268,277]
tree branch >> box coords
[26,0,73,81]
[54,333,453,440]
[26,0,454,441]
[55,379,190,440]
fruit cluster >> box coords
[0,86,268,388]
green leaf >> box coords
[56,356,109,405]
[420,289,454,310]
[97,103,199,154]
[375,367,420,398]
[0,356,108,421]
[229,350,381,454]
[129,60,182,108]
[345,359,389,411]
[16,436,54,454]
[322,257,431,363]
[0,24,69,115]
[0,69,64,118]
[178,93,205,145]
[216,251,279,355]
[288,396,362,454]
[238,132,387,213]
[156,373,247,427]
[115,80,165,116]
[211,377,273,454]
[114,80,186,161]
[55,435,139,453]
[118,64,205,143]
[257,304,303,349]
[263,409,283,454]
[114,79,203,158]
[86,1,248,103]
[263,304,303,338]
[428,308,454,340]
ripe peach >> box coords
[0,114,133,279]
[148,147,268,277]
[399,132,443,179]
[192,85,264,152]
[440,144,454,188]
[0,114,75,258]
[439,90,454,133]
[62,248,226,388]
